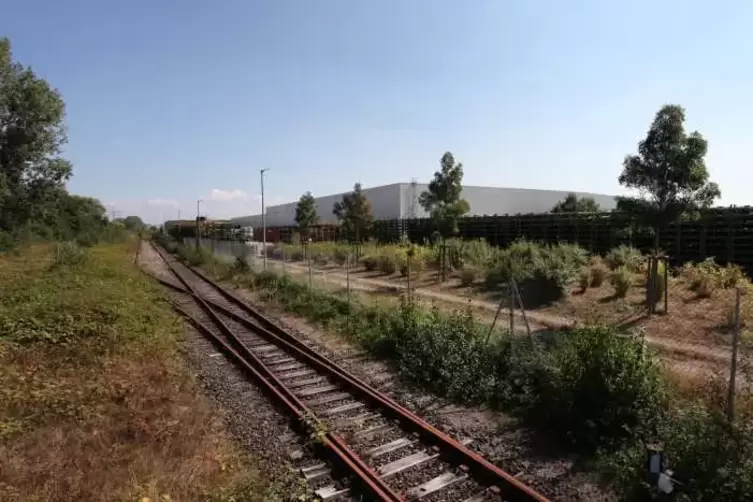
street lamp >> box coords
[196,199,203,249]
[261,168,270,269]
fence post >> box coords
[307,241,313,290]
[509,283,515,334]
[727,288,742,422]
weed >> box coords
[362,254,379,272]
[52,241,88,267]
[605,245,643,272]
[610,267,632,298]
[589,259,609,287]
[578,268,591,292]
[377,252,398,275]
[458,267,478,286]
[1,240,281,501]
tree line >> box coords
[294,104,721,249]
[0,38,144,250]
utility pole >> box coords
[196,199,202,250]
[261,168,270,269]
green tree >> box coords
[0,38,72,234]
[332,183,373,241]
[123,215,145,231]
[551,192,601,213]
[294,191,319,237]
[419,152,470,237]
[618,104,721,249]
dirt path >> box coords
[259,258,734,368]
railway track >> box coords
[146,242,552,502]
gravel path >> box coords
[221,271,616,502]
[138,242,356,500]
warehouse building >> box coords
[228,182,617,228]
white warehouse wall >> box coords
[228,183,617,228]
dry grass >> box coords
[0,240,294,502]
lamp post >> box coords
[196,199,202,249]
[261,168,270,269]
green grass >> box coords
[0,239,297,502]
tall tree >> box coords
[618,104,721,249]
[0,38,72,233]
[419,152,470,237]
[294,191,319,237]
[332,183,373,241]
[551,193,601,213]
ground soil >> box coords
[257,257,741,380]
[204,254,617,502]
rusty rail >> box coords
[148,242,552,502]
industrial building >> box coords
[227,182,617,228]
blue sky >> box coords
[2,0,751,223]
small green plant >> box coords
[332,248,348,266]
[362,254,379,272]
[290,248,305,262]
[53,241,88,267]
[578,268,591,292]
[611,266,632,298]
[377,253,398,275]
[590,260,609,287]
[605,245,643,272]
[458,267,477,286]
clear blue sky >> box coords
[2,0,751,222]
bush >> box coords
[332,248,349,267]
[312,252,329,267]
[377,253,398,275]
[290,248,305,262]
[611,266,632,298]
[362,255,379,272]
[578,268,591,292]
[523,327,666,451]
[606,403,753,501]
[590,261,609,287]
[398,252,425,278]
[458,267,478,286]
[53,241,88,267]
[484,240,588,307]
[605,245,643,272]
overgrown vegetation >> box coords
[551,192,601,213]
[1,241,294,501]
[164,229,753,500]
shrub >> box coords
[332,248,349,267]
[605,245,643,272]
[590,261,609,287]
[523,327,666,451]
[578,268,591,292]
[377,253,398,275]
[484,240,588,307]
[611,266,632,298]
[606,403,753,501]
[722,264,745,288]
[362,255,379,272]
[312,252,329,267]
[290,248,305,262]
[53,241,88,267]
[398,252,425,278]
[458,267,477,286]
